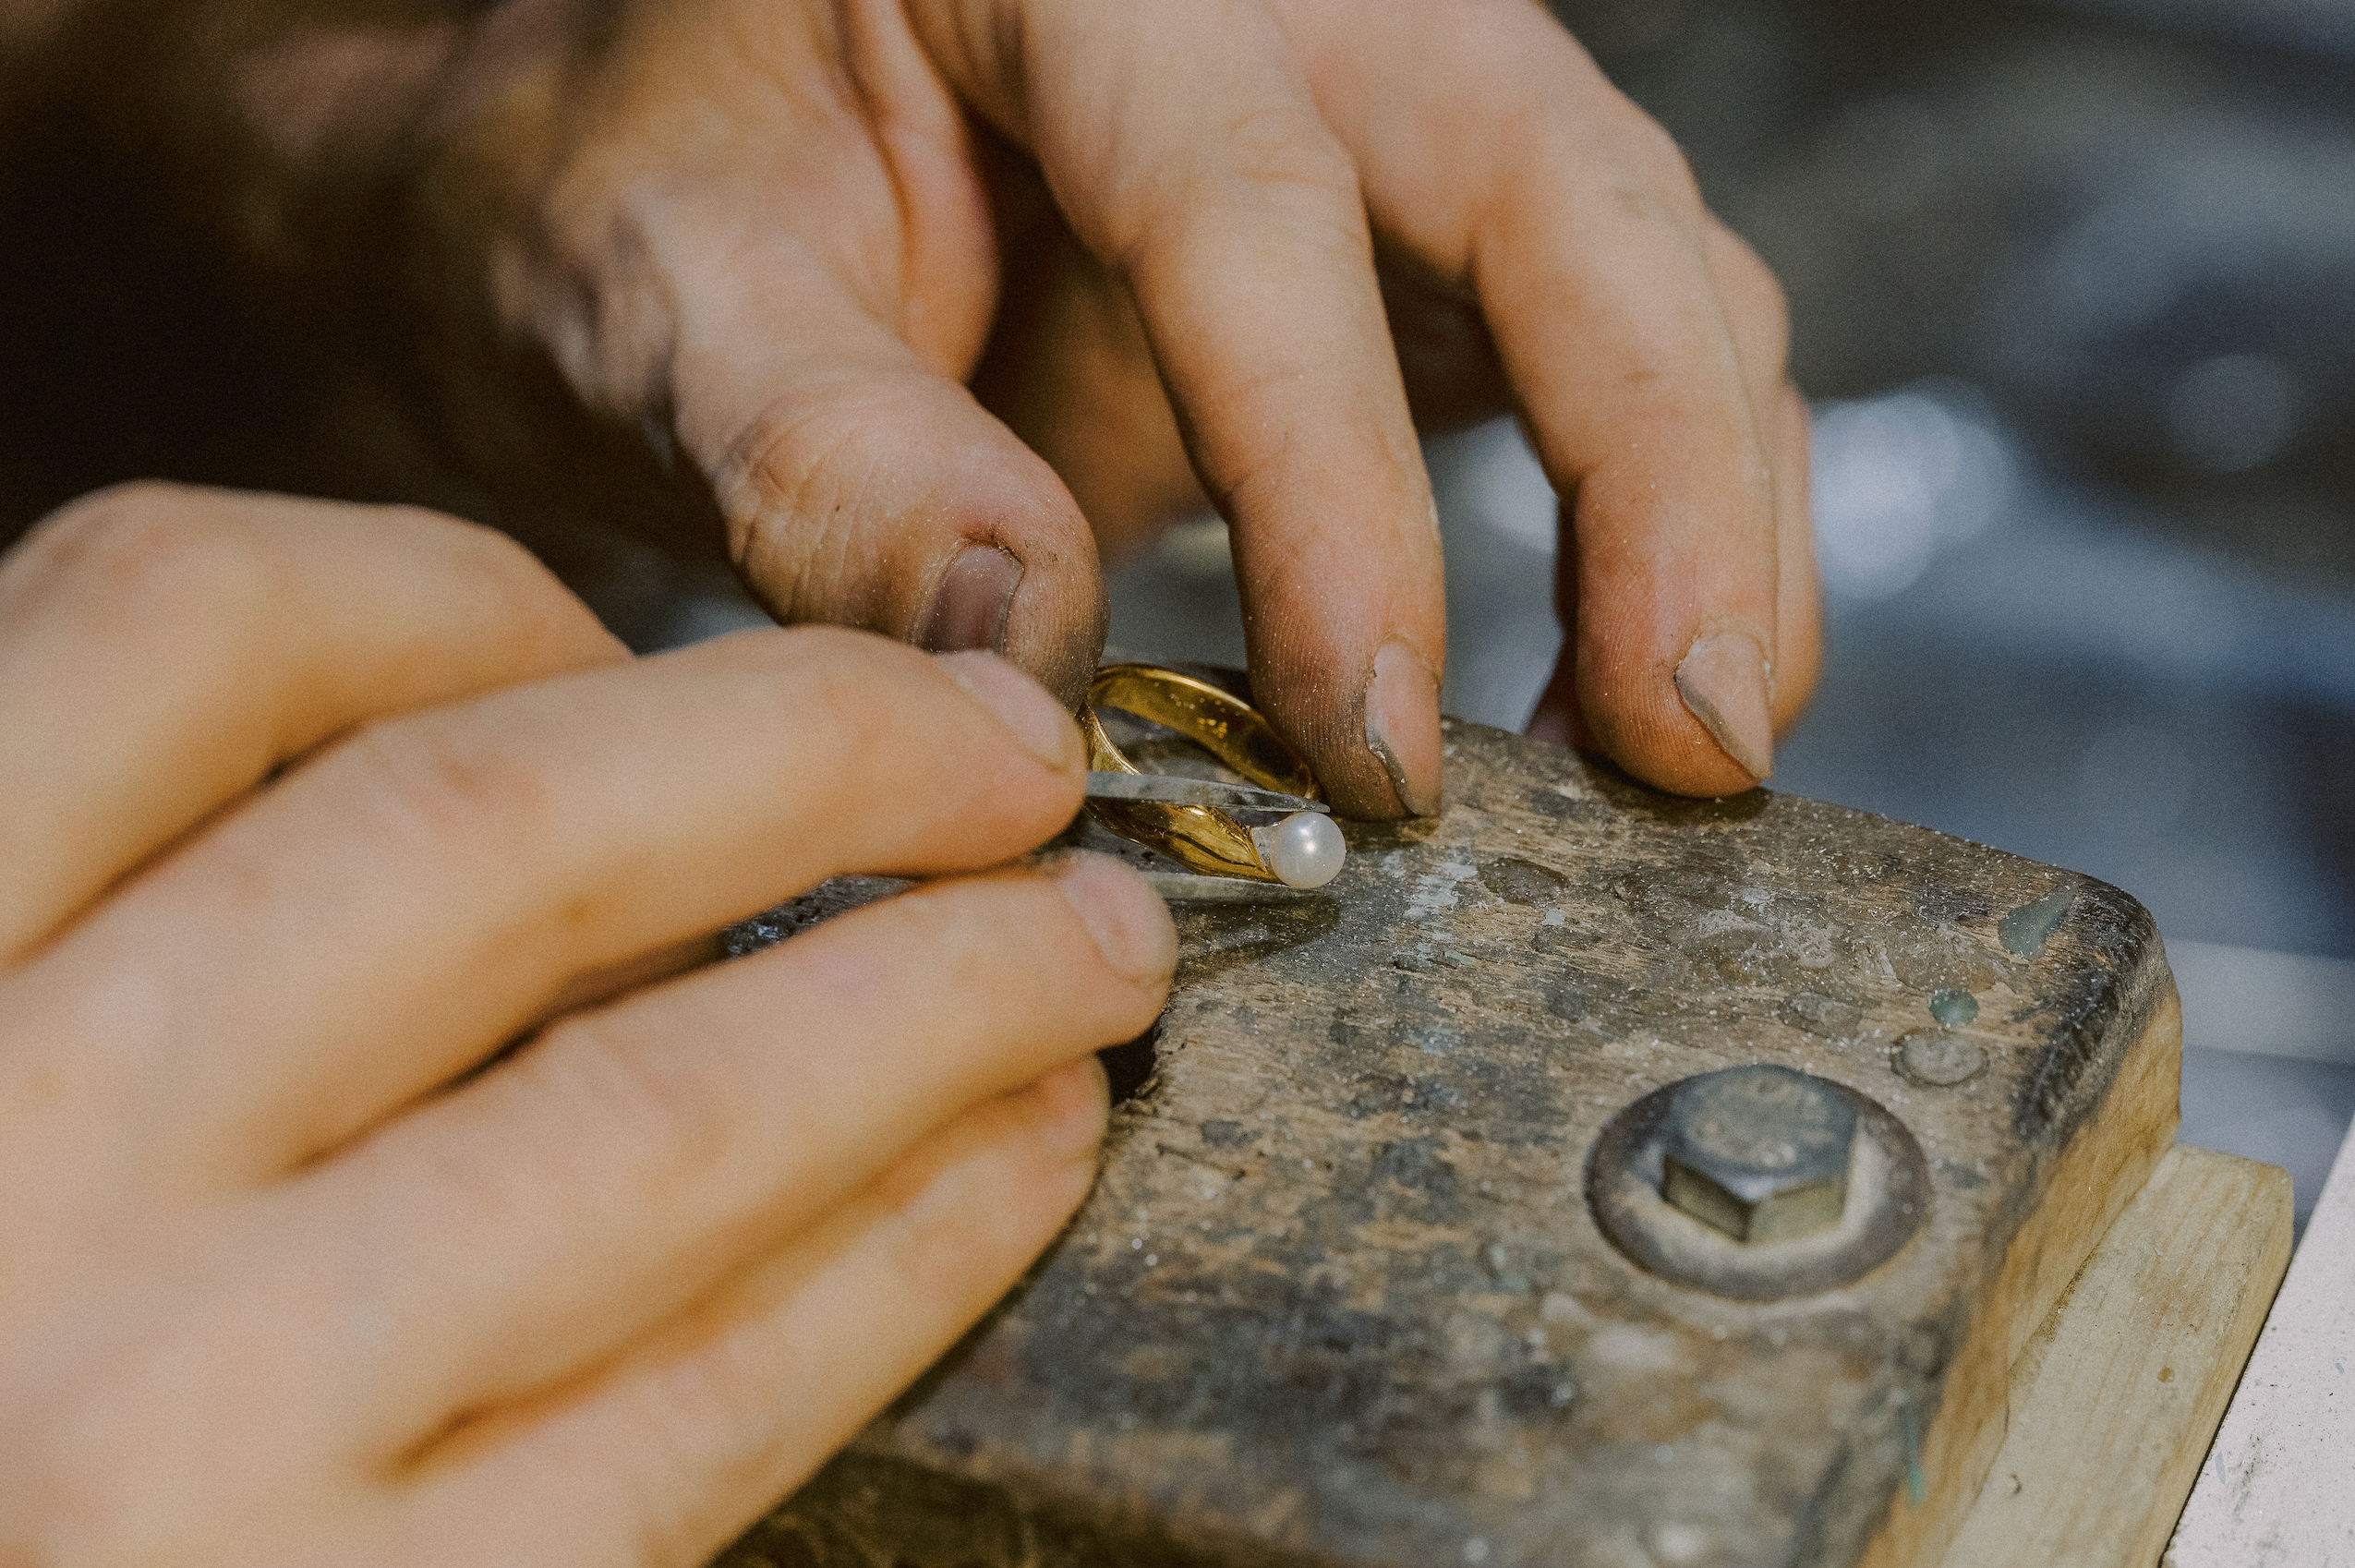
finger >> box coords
[503,0,1111,707]
[694,283,1112,709]
[1696,224,1818,732]
[0,484,622,964]
[1487,113,1779,796]
[1698,223,1819,731]
[912,0,1447,818]
[308,854,1163,1438]
[1526,228,1817,775]
[1699,222,1793,452]
[0,636,1088,1194]
[1279,0,1782,795]
[398,1057,1108,1567]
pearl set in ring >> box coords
[1081,662,1347,893]
[1252,811,1348,889]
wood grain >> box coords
[1859,988,2184,1568]
[1940,1144,2291,1568]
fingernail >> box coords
[920,545,1022,654]
[936,649,1083,774]
[1047,850,1178,986]
[1364,639,1443,817]
[1674,630,1775,782]
[1020,1055,1111,1164]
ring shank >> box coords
[1081,664,1325,885]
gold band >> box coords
[1081,663,1321,884]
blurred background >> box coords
[1108,0,2355,1235]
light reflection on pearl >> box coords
[1255,811,1346,889]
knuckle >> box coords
[397,506,605,654]
[689,624,946,796]
[888,881,1004,970]
[875,1104,1086,1287]
[904,874,1153,1031]
[33,480,202,549]
[333,715,560,865]
[9,483,270,625]
[723,386,864,523]
[1576,97,1702,228]
[396,1122,544,1246]
[1112,108,1359,264]
[1612,107,1701,202]
[1221,102,1358,200]
[1708,223,1789,338]
[730,623,922,737]
[516,1014,733,1200]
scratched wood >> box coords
[716,716,2180,1568]
[1932,1145,2290,1568]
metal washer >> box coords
[1585,1069,1933,1302]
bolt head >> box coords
[1659,1066,1856,1245]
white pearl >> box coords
[1256,811,1347,889]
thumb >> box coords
[677,293,1108,709]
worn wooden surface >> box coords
[2167,1119,2355,1568]
[1936,1145,2290,1568]
[1854,987,2180,1568]
[717,717,2180,1568]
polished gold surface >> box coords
[1081,663,1322,883]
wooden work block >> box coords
[716,718,2182,1568]
[1936,1145,2291,1568]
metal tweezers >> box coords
[1083,771,1332,903]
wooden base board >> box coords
[1861,988,2185,1568]
[1930,1144,2292,1567]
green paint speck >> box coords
[1999,887,2075,958]
[1929,988,1979,1027]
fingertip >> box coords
[1000,557,1107,713]
[1017,1055,1112,1168]
[1360,638,1443,818]
[1551,629,1769,798]
[935,647,1085,778]
[901,464,1106,715]
[1673,630,1774,783]
[1043,850,1178,993]
[707,362,1107,715]
[920,546,1023,655]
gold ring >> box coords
[1081,663,1346,888]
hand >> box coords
[0,483,1174,1566]
[6,0,1816,807]
[416,0,1818,805]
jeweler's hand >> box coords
[0,484,1173,1567]
[9,0,1815,808]
[425,0,1817,806]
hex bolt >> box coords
[1659,1066,1857,1245]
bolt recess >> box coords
[1660,1065,1858,1245]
